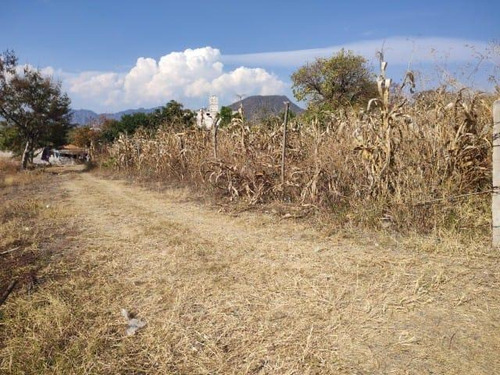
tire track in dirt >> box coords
[66,173,339,252]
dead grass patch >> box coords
[3,173,498,374]
[0,167,80,322]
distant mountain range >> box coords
[70,107,160,126]
[71,95,304,125]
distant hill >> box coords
[70,107,160,126]
[71,95,304,126]
[70,109,99,125]
[227,95,304,122]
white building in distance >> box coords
[196,95,219,129]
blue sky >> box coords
[2,0,499,112]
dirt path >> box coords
[3,171,500,374]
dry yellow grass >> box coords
[1,171,499,374]
[0,157,42,189]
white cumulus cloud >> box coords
[63,47,285,112]
[26,37,497,111]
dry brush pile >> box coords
[105,65,495,239]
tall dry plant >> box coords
[104,65,493,239]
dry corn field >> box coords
[0,161,499,374]
[107,87,494,240]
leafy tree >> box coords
[291,49,377,110]
[219,106,233,127]
[94,114,150,144]
[69,126,100,148]
[120,112,152,133]
[0,50,72,168]
[97,101,196,143]
[99,118,123,143]
[150,100,195,128]
[0,123,21,153]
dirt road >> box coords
[2,171,500,374]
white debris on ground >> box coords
[121,309,146,336]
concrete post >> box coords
[493,100,500,246]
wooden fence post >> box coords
[281,101,290,185]
[493,100,500,246]
[213,115,219,159]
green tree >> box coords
[120,112,152,133]
[150,100,195,128]
[0,50,72,169]
[97,113,151,144]
[291,49,377,110]
[219,106,233,127]
[99,118,123,143]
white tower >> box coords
[209,95,219,115]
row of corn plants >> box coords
[103,61,495,237]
